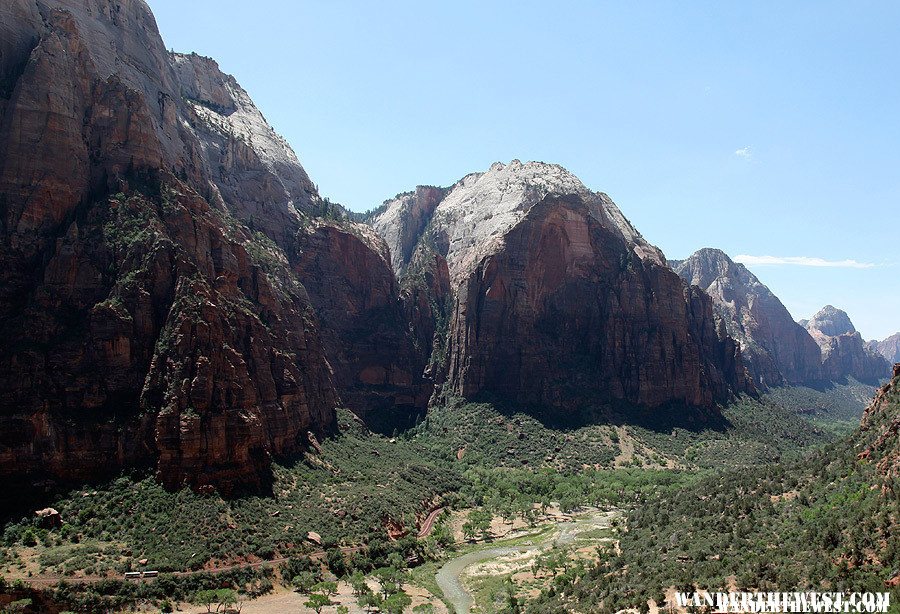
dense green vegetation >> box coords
[0,396,835,574]
[529,438,900,613]
[458,466,700,517]
[0,567,272,613]
[411,395,833,472]
[1,410,460,575]
[632,396,834,466]
[1,386,884,612]
[764,378,875,436]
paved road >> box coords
[418,507,445,538]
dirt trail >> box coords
[613,426,635,466]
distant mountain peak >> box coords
[804,306,889,383]
[868,332,900,364]
[693,247,731,260]
[675,248,761,292]
[807,305,857,337]
[672,248,822,387]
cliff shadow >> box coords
[793,376,858,392]
[464,392,733,435]
[355,404,428,437]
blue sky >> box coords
[148,1,899,340]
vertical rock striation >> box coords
[292,221,430,431]
[166,51,429,428]
[370,185,448,275]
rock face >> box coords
[804,306,890,384]
[167,51,428,428]
[671,251,891,389]
[401,243,452,386]
[868,333,900,364]
[292,221,430,431]
[169,52,336,243]
[371,186,448,275]
[806,305,857,338]
[0,173,337,494]
[371,161,753,411]
[858,364,900,481]
[0,0,420,492]
[672,249,824,388]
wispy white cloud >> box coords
[734,145,753,160]
[734,146,753,160]
[734,255,875,269]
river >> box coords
[435,509,617,614]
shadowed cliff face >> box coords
[672,248,824,388]
[0,174,338,494]
[166,52,429,427]
[372,164,754,413]
[445,196,750,410]
[292,222,431,432]
[0,1,194,318]
[0,0,422,492]
[401,243,452,387]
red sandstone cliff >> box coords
[167,51,429,429]
[0,0,422,492]
[292,221,431,431]
[371,161,754,411]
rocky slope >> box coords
[0,0,423,492]
[169,52,428,428]
[371,161,753,411]
[858,364,900,482]
[804,306,890,384]
[671,248,824,388]
[868,333,900,364]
